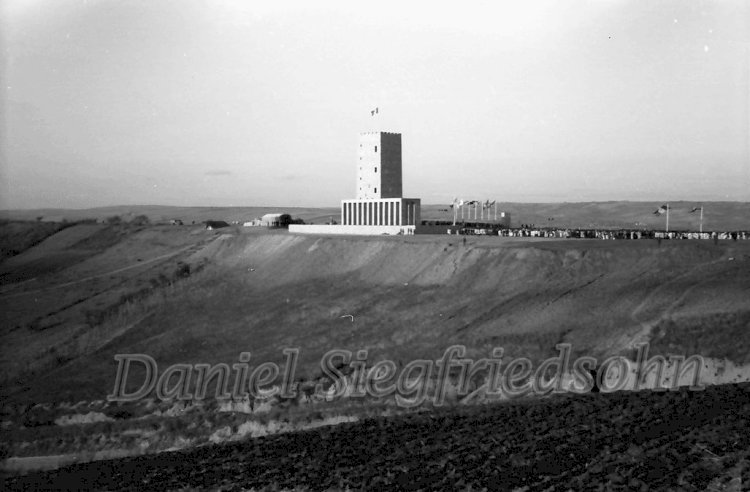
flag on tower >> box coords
[370,107,379,116]
[653,204,669,215]
[689,206,702,213]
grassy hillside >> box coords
[2,225,749,404]
[0,220,73,262]
[1,220,749,473]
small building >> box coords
[260,213,292,228]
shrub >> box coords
[131,215,150,226]
[175,262,191,278]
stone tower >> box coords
[341,131,420,228]
[356,132,402,199]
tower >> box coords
[357,132,402,199]
[341,131,420,229]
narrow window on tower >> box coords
[374,145,378,152]
[375,187,377,193]
[374,167,377,173]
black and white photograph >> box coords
[1,0,749,490]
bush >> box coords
[279,214,293,228]
[131,215,150,226]
[106,215,122,225]
[175,262,191,278]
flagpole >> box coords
[700,206,703,233]
[494,202,497,221]
[666,204,669,233]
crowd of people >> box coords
[446,226,749,241]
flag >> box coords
[653,204,669,215]
[483,200,491,210]
[689,206,702,213]
[457,199,464,207]
[370,107,378,116]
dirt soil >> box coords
[5,383,749,491]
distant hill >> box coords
[420,201,750,231]
[0,205,341,227]
[2,201,748,230]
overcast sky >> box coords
[1,0,748,209]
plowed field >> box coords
[6,383,749,491]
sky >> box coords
[1,0,748,209]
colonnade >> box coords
[342,200,416,226]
